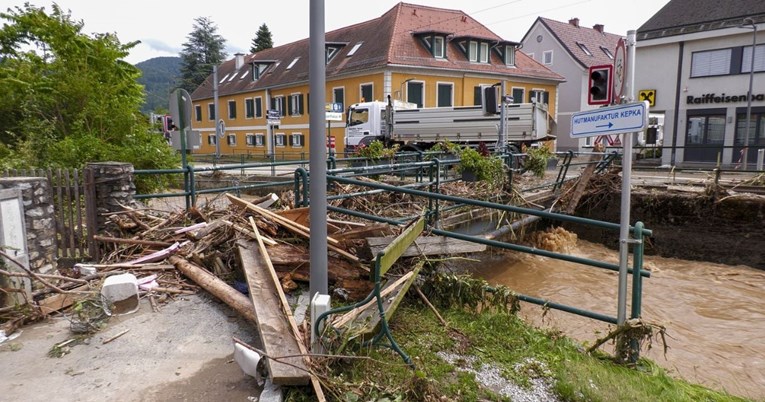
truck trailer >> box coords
[345,96,553,153]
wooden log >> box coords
[168,256,257,324]
[36,285,92,315]
[564,143,604,214]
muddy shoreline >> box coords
[569,189,765,270]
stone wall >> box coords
[0,177,57,274]
[85,162,136,232]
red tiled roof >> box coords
[192,2,564,100]
[533,17,623,69]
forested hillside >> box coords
[136,56,181,114]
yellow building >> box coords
[190,3,564,157]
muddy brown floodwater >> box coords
[478,239,765,400]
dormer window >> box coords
[251,61,275,81]
[325,42,347,64]
[479,43,489,63]
[504,45,515,66]
[414,31,449,59]
[468,41,478,62]
[326,47,339,63]
[433,36,445,58]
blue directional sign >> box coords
[570,101,649,138]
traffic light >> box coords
[482,85,499,115]
[588,64,613,105]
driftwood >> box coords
[168,255,257,324]
[93,235,172,248]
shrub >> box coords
[356,140,398,160]
[523,145,555,178]
[458,146,505,185]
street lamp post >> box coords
[741,17,758,170]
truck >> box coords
[344,95,553,154]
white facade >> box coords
[636,25,765,167]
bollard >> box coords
[757,149,764,171]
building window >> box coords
[207,134,216,145]
[245,98,254,119]
[576,42,592,56]
[529,89,549,105]
[228,100,237,119]
[246,134,255,146]
[208,103,215,120]
[287,57,299,70]
[333,87,345,110]
[275,133,286,147]
[512,88,524,104]
[326,46,340,64]
[227,134,236,146]
[543,50,553,65]
[255,134,265,147]
[407,81,424,108]
[691,49,732,77]
[290,133,304,147]
[600,46,614,59]
[479,42,489,63]
[742,44,765,73]
[735,107,765,146]
[288,93,304,116]
[255,97,263,118]
[195,105,202,122]
[360,83,373,103]
[433,36,445,59]
[504,45,515,66]
[437,83,453,107]
[272,96,285,116]
[469,41,478,62]
[347,42,363,56]
[685,111,727,162]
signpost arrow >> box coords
[570,101,649,138]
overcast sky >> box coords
[0,0,670,64]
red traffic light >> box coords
[588,64,613,105]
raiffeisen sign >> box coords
[686,93,765,104]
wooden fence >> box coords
[2,168,92,260]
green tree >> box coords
[0,4,178,190]
[250,23,273,53]
[179,16,227,93]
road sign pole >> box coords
[213,65,221,160]
[617,30,638,325]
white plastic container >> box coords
[101,273,139,315]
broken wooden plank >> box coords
[93,235,172,248]
[246,224,325,399]
[331,271,414,329]
[36,285,91,315]
[367,235,486,258]
[236,240,310,386]
[276,207,310,227]
[376,218,425,276]
[226,194,340,245]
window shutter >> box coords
[299,94,304,115]
[289,135,294,146]
[307,93,310,115]
[288,97,294,116]
[474,86,482,106]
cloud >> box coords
[141,38,181,54]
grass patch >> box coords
[298,296,749,401]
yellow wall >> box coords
[191,71,557,156]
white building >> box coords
[521,18,622,152]
[636,0,765,168]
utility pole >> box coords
[213,65,221,159]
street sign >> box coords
[613,38,627,102]
[267,109,281,125]
[217,119,226,139]
[169,89,192,130]
[570,101,649,138]
[326,102,343,112]
[638,89,656,107]
[326,112,343,121]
